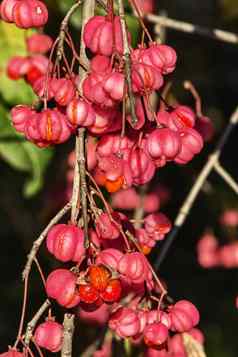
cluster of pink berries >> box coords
[0,0,206,355]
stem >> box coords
[71,137,81,224]
[14,275,29,348]
[24,300,51,346]
[118,0,138,126]
[128,0,153,42]
[214,162,238,195]
[184,81,202,117]
[61,314,75,357]
[56,0,83,63]
[78,128,89,248]
[79,0,95,77]
[22,202,72,280]
[147,13,238,45]
[155,106,238,269]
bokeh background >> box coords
[0,0,238,355]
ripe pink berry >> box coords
[169,300,200,332]
[146,128,182,163]
[96,213,120,240]
[175,128,204,164]
[79,284,100,304]
[141,43,177,74]
[10,105,34,133]
[51,78,76,106]
[0,0,19,22]
[188,328,205,344]
[144,193,161,213]
[7,56,30,80]
[220,209,238,227]
[112,188,140,210]
[0,349,23,357]
[46,224,85,262]
[26,54,50,85]
[96,248,123,270]
[135,0,155,14]
[26,33,53,54]
[132,63,164,94]
[195,115,214,142]
[109,307,140,338]
[101,279,122,303]
[37,108,71,145]
[90,55,111,74]
[34,321,63,352]
[129,148,156,185]
[144,322,169,346]
[118,252,149,284]
[88,105,121,135]
[170,106,196,130]
[145,348,169,357]
[144,213,172,240]
[66,98,96,127]
[197,233,219,268]
[78,303,110,325]
[219,243,238,268]
[103,72,125,101]
[168,334,186,356]
[13,0,48,29]
[32,75,55,99]
[83,16,125,56]
[46,269,80,308]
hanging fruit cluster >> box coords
[0,0,209,356]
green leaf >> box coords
[0,105,54,197]
[22,141,53,197]
[0,22,36,105]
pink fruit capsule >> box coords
[26,33,53,54]
[34,321,63,352]
[0,0,19,22]
[46,269,80,308]
[13,0,48,29]
[46,224,85,262]
[66,98,96,127]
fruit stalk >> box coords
[61,314,75,357]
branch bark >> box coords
[155,106,238,269]
[118,0,138,126]
[147,13,238,45]
[61,314,75,357]
[24,300,51,346]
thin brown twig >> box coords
[118,0,138,126]
[22,202,72,280]
[78,128,89,248]
[148,13,238,45]
[71,137,81,224]
[33,257,46,287]
[61,314,75,357]
[14,275,29,348]
[24,300,51,346]
[214,162,238,195]
[56,0,83,63]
